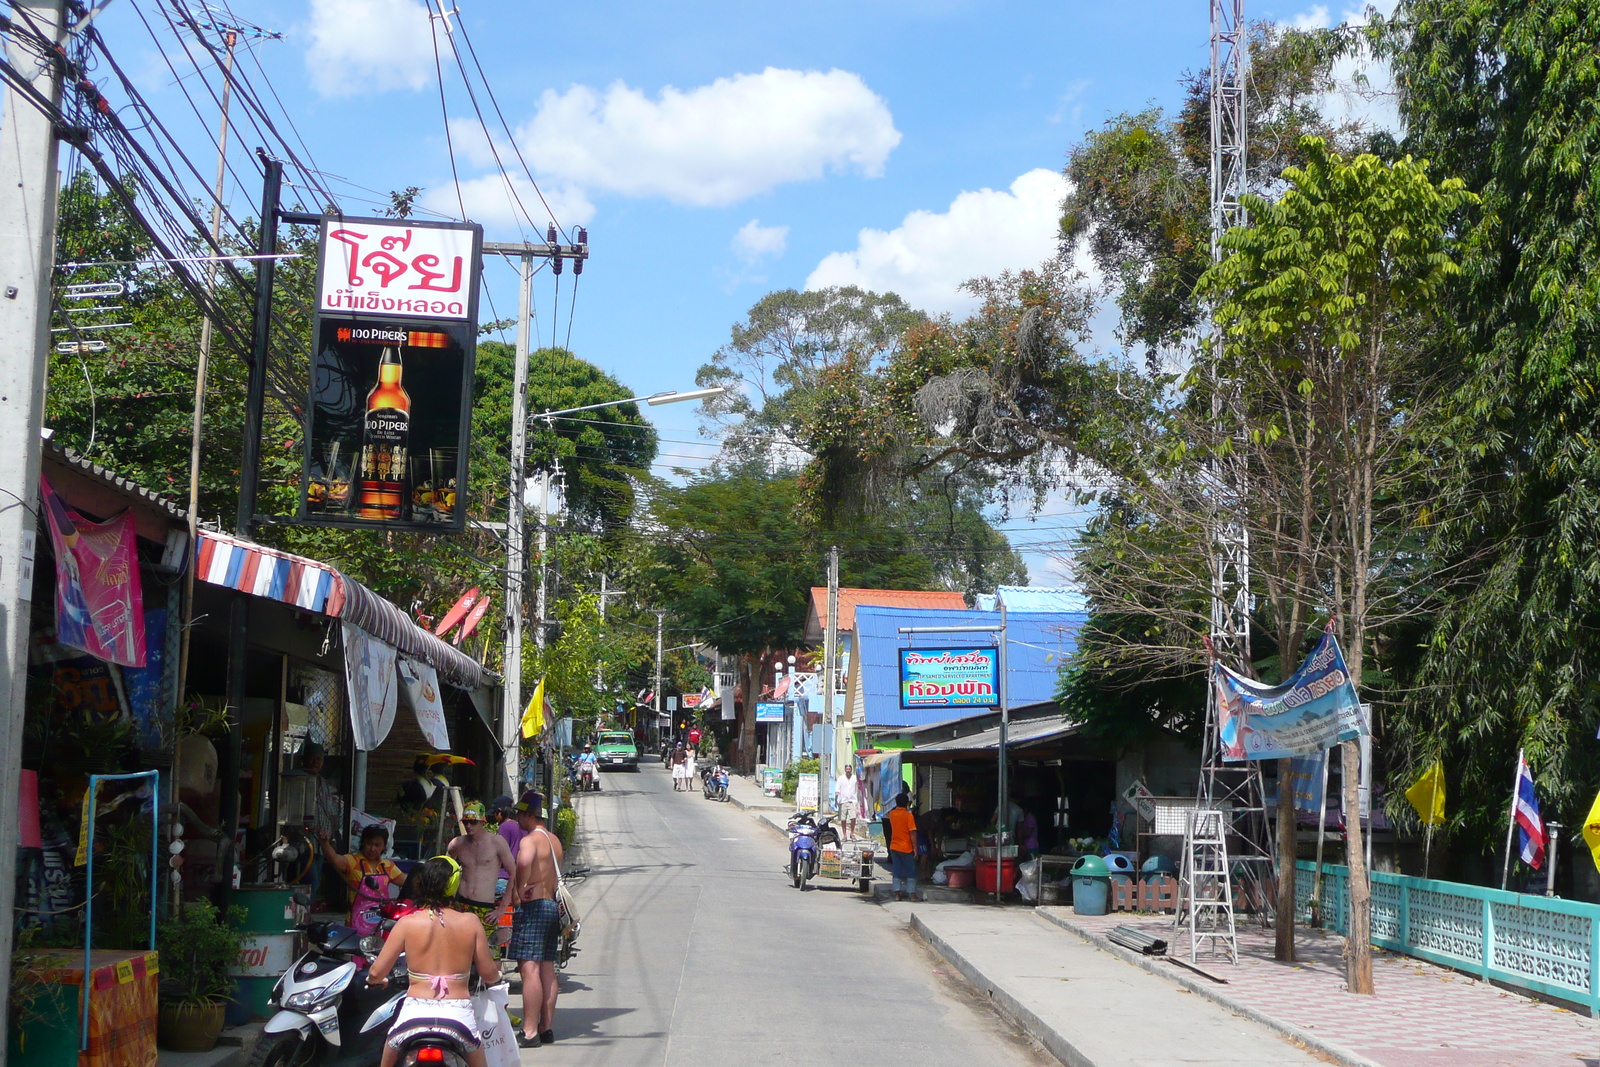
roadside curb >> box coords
[907,912,1099,1067]
[1033,909,1383,1067]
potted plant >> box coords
[155,900,249,1052]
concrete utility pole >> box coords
[485,233,587,796]
[0,0,67,1052]
[654,609,665,739]
[821,545,839,814]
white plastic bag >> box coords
[473,984,518,1067]
[1016,858,1039,902]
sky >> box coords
[78,0,1385,588]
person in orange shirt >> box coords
[885,792,921,902]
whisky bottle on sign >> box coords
[356,347,411,520]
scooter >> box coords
[788,817,819,890]
[786,810,842,849]
[249,918,405,1067]
[577,761,599,792]
[390,978,516,1067]
[701,763,729,801]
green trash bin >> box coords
[1072,855,1111,916]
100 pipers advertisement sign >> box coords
[300,217,482,532]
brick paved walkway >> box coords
[1048,909,1599,1067]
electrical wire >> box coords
[428,9,466,221]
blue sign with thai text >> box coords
[898,647,1000,709]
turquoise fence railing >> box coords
[1295,860,1600,1014]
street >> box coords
[536,760,1052,1067]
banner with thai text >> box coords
[39,475,146,666]
[342,622,398,751]
[1215,631,1366,761]
[898,647,1000,709]
[397,656,450,750]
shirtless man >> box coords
[445,801,516,951]
[510,793,564,1047]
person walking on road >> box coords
[886,792,921,902]
[835,764,861,840]
[510,793,564,1048]
[670,743,690,791]
[446,801,517,951]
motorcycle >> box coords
[577,761,599,792]
[701,763,729,801]
[788,816,818,890]
[248,917,405,1067]
[390,977,515,1067]
[786,810,842,849]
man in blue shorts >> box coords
[510,793,564,1048]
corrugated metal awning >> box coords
[340,577,491,691]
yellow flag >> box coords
[1404,761,1446,826]
[520,678,547,739]
[1582,787,1600,875]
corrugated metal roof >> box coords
[973,586,1089,613]
[43,440,186,520]
[805,587,968,639]
[855,606,1088,728]
[914,716,1080,752]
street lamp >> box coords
[502,382,725,793]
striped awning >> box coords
[340,578,490,691]
[195,531,346,616]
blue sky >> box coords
[84,0,1366,583]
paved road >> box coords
[530,760,1052,1067]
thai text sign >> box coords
[1214,631,1367,761]
[299,216,481,533]
[318,219,477,320]
[899,647,999,709]
[755,701,786,722]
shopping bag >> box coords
[473,984,518,1067]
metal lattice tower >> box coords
[1186,0,1277,933]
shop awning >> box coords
[194,529,494,691]
[195,530,346,615]
[906,716,1081,758]
[340,578,491,691]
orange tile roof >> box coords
[805,587,969,639]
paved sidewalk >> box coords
[886,902,1325,1067]
[1046,909,1599,1067]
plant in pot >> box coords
[155,900,249,1052]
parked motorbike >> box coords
[788,816,818,889]
[248,917,405,1067]
[786,810,841,849]
[701,763,730,801]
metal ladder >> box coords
[1177,808,1238,964]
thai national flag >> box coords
[1515,754,1547,869]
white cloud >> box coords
[806,168,1070,315]
[732,220,789,262]
[305,0,435,97]
[514,68,900,206]
[419,174,596,229]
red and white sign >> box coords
[319,218,478,321]
[682,693,704,708]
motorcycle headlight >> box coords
[360,935,384,957]
[284,984,336,1011]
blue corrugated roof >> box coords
[974,586,1089,613]
[855,605,1088,728]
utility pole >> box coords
[821,546,839,814]
[0,0,67,1051]
[654,610,665,742]
[485,229,588,796]
[178,26,238,702]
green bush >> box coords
[157,900,248,1006]
[554,806,577,849]
[781,756,820,803]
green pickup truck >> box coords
[595,731,639,771]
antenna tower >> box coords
[1192,0,1276,926]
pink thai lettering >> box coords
[379,229,413,252]
[361,249,409,287]
[329,228,370,285]
[408,253,464,293]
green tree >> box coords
[1371,0,1600,864]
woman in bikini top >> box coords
[367,856,498,1067]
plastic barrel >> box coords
[975,857,1019,894]
[230,886,299,1021]
[1071,855,1111,916]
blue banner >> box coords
[1215,631,1367,761]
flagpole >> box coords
[1311,747,1330,926]
[1501,749,1522,891]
